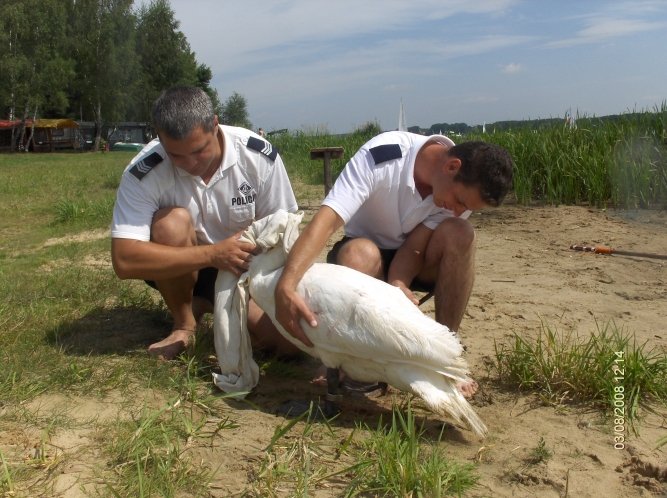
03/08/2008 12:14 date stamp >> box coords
[612,351,625,449]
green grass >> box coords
[494,320,667,428]
[249,404,350,497]
[464,104,667,208]
[271,121,381,186]
[346,406,479,497]
[101,398,214,497]
[268,105,667,209]
[0,449,14,496]
[249,402,479,498]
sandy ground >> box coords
[228,203,667,497]
[6,204,667,497]
[437,204,667,497]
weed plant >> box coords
[251,402,478,498]
[102,398,213,496]
[494,320,667,428]
[346,405,479,497]
[526,436,553,465]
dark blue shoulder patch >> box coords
[129,152,163,180]
[369,144,402,164]
[246,136,278,161]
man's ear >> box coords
[444,156,462,175]
[213,115,219,127]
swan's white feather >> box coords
[249,254,487,437]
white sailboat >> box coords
[398,99,407,132]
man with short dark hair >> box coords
[274,131,514,394]
[111,86,298,359]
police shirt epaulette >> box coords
[246,136,278,161]
[369,144,402,164]
[129,152,163,180]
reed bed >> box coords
[274,105,667,209]
[468,105,667,208]
[271,122,381,185]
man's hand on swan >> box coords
[275,286,315,347]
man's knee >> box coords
[151,207,196,246]
[337,238,383,277]
[432,218,476,254]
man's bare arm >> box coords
[387,223,433,304]
[111,234,256,281]
[274,206,344,346]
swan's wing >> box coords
[300,264,467,371]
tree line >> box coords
[0,0,251,150]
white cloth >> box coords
[212,210,304,394]
[322,131,469,249]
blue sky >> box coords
[165,0,667,134]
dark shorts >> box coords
[326,237,433,292]
[145,267,218,304]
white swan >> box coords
[248,248,487,438]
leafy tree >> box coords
[134,0,198,120]
[0,0,73,148]
[221,92,252,129]
[196,63,222,117]
[428,122,471,135]
[0,0,238,148]
[67,0,140,149]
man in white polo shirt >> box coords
[274,130,514,394]
[111,86,298,359]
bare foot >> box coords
[147,328,196,360]
[458,379,479,399]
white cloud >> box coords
[169,0,522,72]
[546,17,666,48]
[502,62,523,74]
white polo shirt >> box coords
[111,125,298,244]
[322,131,469,249]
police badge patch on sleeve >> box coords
[246,136,278,161]
[129,152,163,180]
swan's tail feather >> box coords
[410,379,488,438]
[434,366,470,383]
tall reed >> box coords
[271,106,667,208]
[467,104,667,208]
